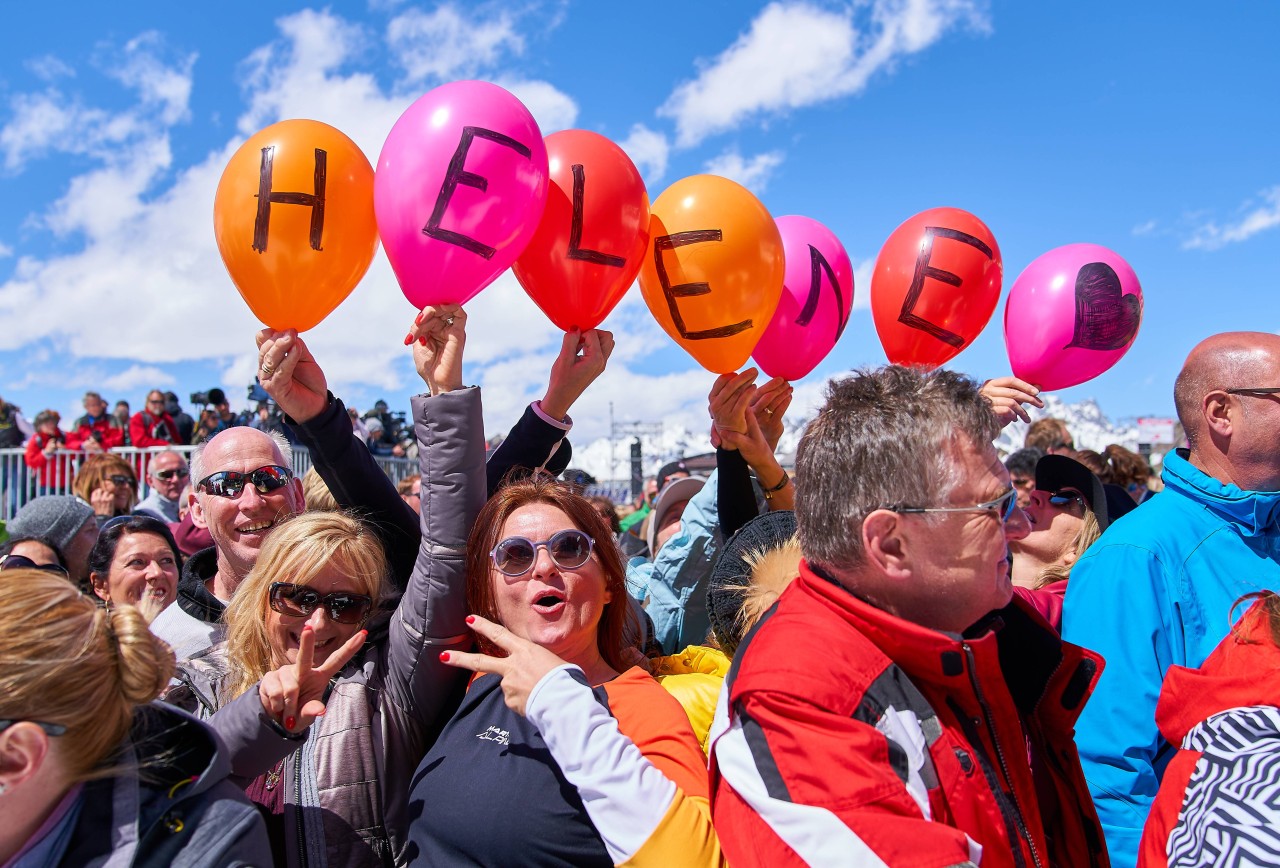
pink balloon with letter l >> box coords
[1004,243,1143,391]
[752,216,854,380]
[375,80,549,308]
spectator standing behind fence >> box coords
[0,394,33,448]
[66,391,124,453]
[167,392,196,445]
[73,454,139,520]
[130,390,181,447]
[24,410,71,496]
[112,401,131,445]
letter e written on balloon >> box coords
[423,126,533,261]
[253,147,327,254]
[899,227,994,348]
[566,164,625,267]
[654,231,751,340]
[796,244,847,343]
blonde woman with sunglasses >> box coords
[164,306,485,868]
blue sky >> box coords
[2,1,1277,450]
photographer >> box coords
[23,410,72,495]
[129,390,182,447]
[66,391,125,453]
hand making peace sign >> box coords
[259,624,368,733]
[439,615,572,717]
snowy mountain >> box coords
[571,393,1145,485]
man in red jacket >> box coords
[709,366,1109,867]
[129,389,182,447]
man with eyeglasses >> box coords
[1063,331,1280,868]
[129,389,181,447]
[710,365,1107,868]
[134,449,191,523]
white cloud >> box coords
[1182,185,1280,251]
[618,124,669,183]
[102,365,176,393]
[660,0,989,147]
[494,78,578,133]
[387,5,522,83]
[26,55,76,82]
[851,256,874,310]
[1132,219,1157,236]
[0,242,12,259]
[703,148,785,193]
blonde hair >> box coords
[73,453,139,512]
[223,511,389,700]
[301,467,338,512]
[0,571,174,782]
[1038,509,1102,588]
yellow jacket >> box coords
[654,645,731,754]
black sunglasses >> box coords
[154,468,190,481]
[108,475,135,486]
[0,719,67,736]
[0,554,69,577]
[1225,387,1280,397]
[197,465,293,499]
[490,529,595,577]
[268,582,374,625]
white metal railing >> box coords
[0,445,418,523]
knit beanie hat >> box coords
[707,510,798,653]
[8,496,95,554]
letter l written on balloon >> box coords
[254,147,327,253]
[566,164,625,267]
[900,227,994,348]
[654,230,751,340]
[423,126,533,260]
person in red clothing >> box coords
[129,389,181,447]
[709,365,1108,868]
[23,409,73,494]
[1139,592,1280,866]
[65,390,125,453]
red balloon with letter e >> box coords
[513,130,650,331]
[871,207,1002,369]
[1004,243,1143,390]
[375,81,549,309]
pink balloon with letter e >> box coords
[752,216,854,380]
[1004,243,1143,391]
[375,80,549,308]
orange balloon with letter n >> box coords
[638,175,784,374]
[871,207,1002,369]
[214,119,378,332]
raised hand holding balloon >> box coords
[752,215,853,380]
[870,207,1002,369]
[375,81,549,309]
[513,130,649,331]
[1004,244,1143,390]
[214,120,378,332]
[637,175,784,374]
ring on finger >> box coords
[260,362,275,376]
[444,316,455,326]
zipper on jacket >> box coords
[961,643,1043,868]
[294,752,308,868]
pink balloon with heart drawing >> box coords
[1003,243,1143,391]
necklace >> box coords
[264,759,284,792]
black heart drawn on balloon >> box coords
[1064,262,1142,351]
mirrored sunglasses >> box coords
[197,465,293,499]
[1047,490,1087,510]
[268,582,374,625]
[154,468,190,481]
[490,529,595,577]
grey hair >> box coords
[190,429,293,488]
[795,366,1000,575]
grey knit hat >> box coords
[707,510,797,653]
[8,496,95,554]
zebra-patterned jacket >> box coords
[1140,596,1280,867]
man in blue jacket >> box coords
[1063,331,1280,867]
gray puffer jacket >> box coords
[166,387,485,868]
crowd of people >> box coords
[1,314,1278,867]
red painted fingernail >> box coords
[414,311,425,325]
[418,336,428,346]
[465,615,475,625]
[284,716,295,730]
[361,630,368,638]
[302,625,312,632]
[404,333,414,346]
[439,651,450,662]
[317,709,327,717]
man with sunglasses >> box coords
[1063,331,1280,868]
[134,449,190,522]
[710,366,1107,867]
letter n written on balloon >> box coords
[871,207,1002,370]
[254,146,326,253]
[798,245,847,343]
[424,126,533,260]
[655,231,751,340]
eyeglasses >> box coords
[108,475,135,487]
[147,399,166,406]
[154,468,190,481]
[491,529,596,577]
[268,582,374,625]
[887,488,1020,524]
[1047,490,1087,510]
[1225,387,1280,397]
[0,720,67,736]
[196,465,293,499]
[0,554,69,577]
[1052,440,1076,451]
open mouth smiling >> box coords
[532,592,565,613]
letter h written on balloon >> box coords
[424,126,533,260]
[253,147,327,254]
[900,226,994,348]
[654,230,751,340]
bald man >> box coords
[1062,331,1280,867]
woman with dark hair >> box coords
[1102,443,1154,504]
[87,515,182,622]
[0,570,269,866]
[406,476,721,867]
[73,453,139,519]
[0,535,69,577]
